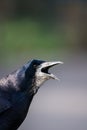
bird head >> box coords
[23,59,63,93]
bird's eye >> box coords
[33,64,37,68]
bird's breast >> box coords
[12,92,34,121]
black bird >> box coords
[0,59,63,130]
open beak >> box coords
[41,61,63,80]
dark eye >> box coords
[33,64,37,68]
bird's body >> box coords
[0,59,63,130]
[0,69,34,130]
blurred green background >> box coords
[0,0,87,67]
[0,1,87,130]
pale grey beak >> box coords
[40,61,63,80]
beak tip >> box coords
[58,61,64,64]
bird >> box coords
[0,59,63,130]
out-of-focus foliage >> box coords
[0,0,87,65]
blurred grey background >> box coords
[0,0,87,130]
